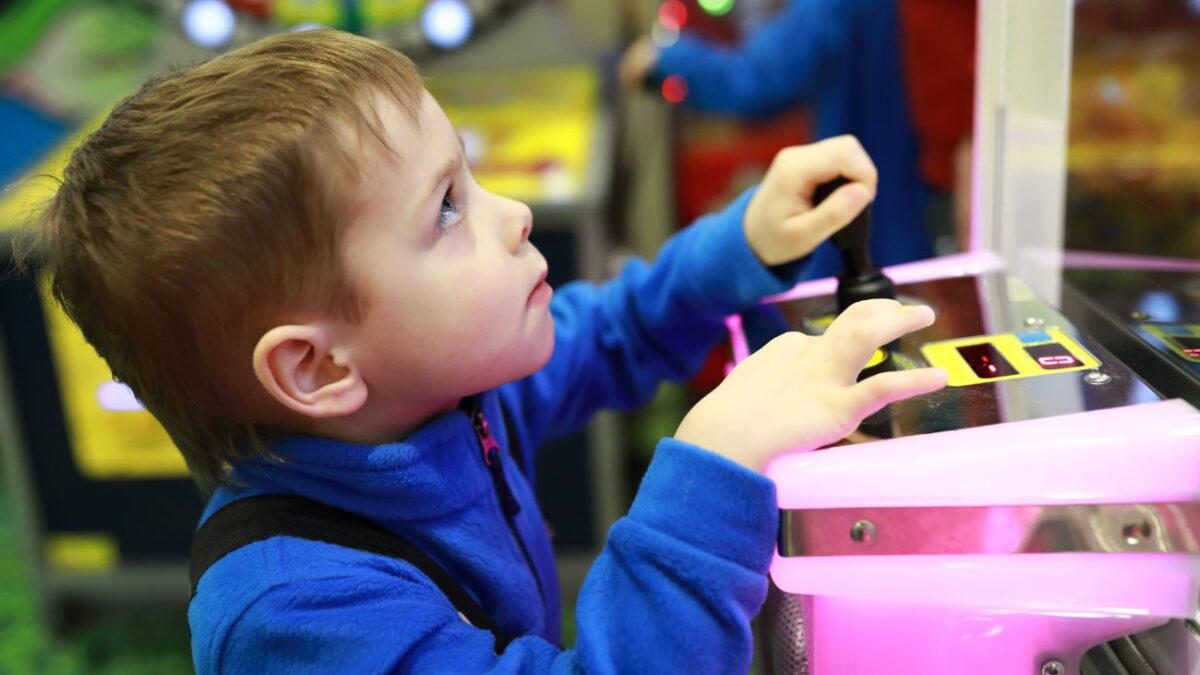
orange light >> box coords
[662,75,688,103]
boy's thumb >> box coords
[784,182,872,249]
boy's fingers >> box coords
[848,367,948,420]
[780,135,878,196]
[831,298,904,326]
[828,303,935,370]
[779,182,872,245]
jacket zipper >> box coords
[467,399,547,606]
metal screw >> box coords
[1122,520,1152,545]
[850,520,876,545]
[1040,660,1065,675]
[1024,316,1045,327]
[1083,371,1111,385]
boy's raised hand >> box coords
[744,135,878,266]
[674,300,948,473]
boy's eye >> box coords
[438,187,464,233]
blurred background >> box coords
[0,0,1197,672]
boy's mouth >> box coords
[528,269,552,306]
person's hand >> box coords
[743,136,878,267]
[618,36,660,93]
[673,299,946,473]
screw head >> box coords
[850,520,876,545]
[1041,660,1065,675]
[1083,370,1112,385]
[1122,520,1152,545]
[1024,316,1045,327]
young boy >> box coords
[32,30,944,673]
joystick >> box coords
[814,178,899,438]
[813,177,897,313]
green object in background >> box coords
[0,0,78,77]
[13,1,163,121]
[0,493,192,674]
[698,0,736,17]
[274,0,345,28]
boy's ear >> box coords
[252,324,367,419]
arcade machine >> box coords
[0,0,617,631]
[733,2,1200,673]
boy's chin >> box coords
[514,328,556,381]
[533,332,556,371]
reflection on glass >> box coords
[1066,0,1200,259]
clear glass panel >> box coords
[1066,0,1200,258]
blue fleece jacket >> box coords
[655,0,932,278]
[189,188,801,673]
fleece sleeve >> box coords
[196,440,778,675]
[499,187,808,454]
[652,0,852,118]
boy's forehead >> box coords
[372,89,457,165]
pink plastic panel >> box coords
[806,596,1169,675]
[767,399,1200,508]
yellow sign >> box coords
[39,276,188,479]
[922,328,1100,387]
[0,131,84,232]
[427,66,596,205]
[1,110,186,479]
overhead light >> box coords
[421,0,475,50]
[182,0,237,49]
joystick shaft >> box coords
[813,177,897,313]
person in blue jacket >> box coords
[31,29,945,673]
[621,0,940,278]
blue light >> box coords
[421,0,474,50]
[1136,290,1182,323]
[182,0,236,50]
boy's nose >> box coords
[505,199,534,253]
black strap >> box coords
[189,495,511,649]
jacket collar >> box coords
[230,393,495,523]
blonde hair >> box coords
[32,29,423,490]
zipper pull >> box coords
[468,402,522,517]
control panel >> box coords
[921,328,1100,387]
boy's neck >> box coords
[307,395,463,446]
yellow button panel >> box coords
[1143,322,1200,363]
[865,348,887,369]
[921,328,1099,387]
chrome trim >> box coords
[778,503,1200,557]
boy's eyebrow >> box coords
[423,152,463,205]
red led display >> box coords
[956,343,1017,378]
[1171,336,1200,359]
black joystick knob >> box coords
[813,178,896,313]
